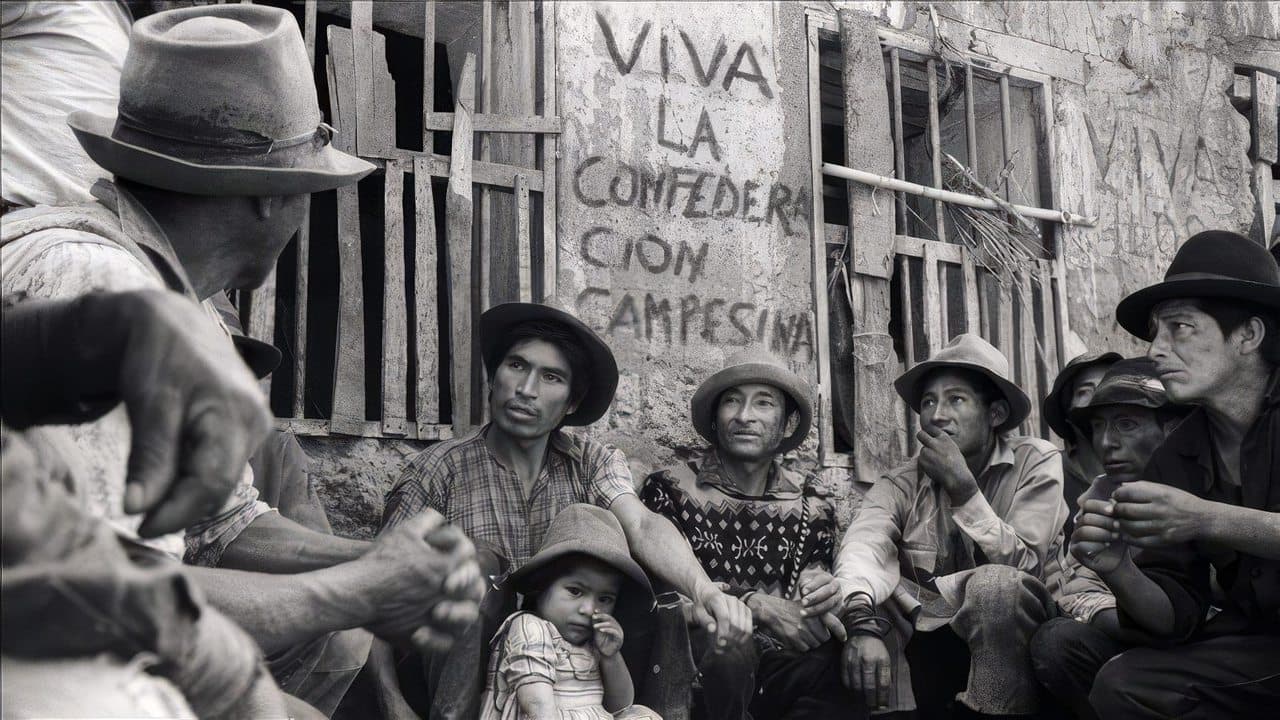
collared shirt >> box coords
[834,434,1067,619]
[640,450,836,599]
[382,424,635,569]
[1122,371,1280,640]
[0,182,273,564]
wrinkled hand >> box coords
[798,568,843,617]
[1111,481,1208,547]
[842,634,892,710]
[592,612,625,657]
[916,425,979,504]
[113,291,272,538]
[1070,498,1128,575]
[691,589,752,653]
[364,509,484,653]
[751,593,828,652]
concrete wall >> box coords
[304,1,1279,538]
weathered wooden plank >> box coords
[807,17,837,463]
[897,253,919,455]
[423,112,561,134]
[1052,256,1070,368]
[303,0,316,68]
[542,3,558,301]
[977,267,994,342]
[840,9,901,481]
[293,201,310,418]
[327,25,366,436]
[422,0,435,152]
[350,1,376,156]
[1017,270,1040,437]
[515,174,532,302]
[400,152,544,192]
[999,75,1013,200]
[926,58,946,244]
[382,160,408,436]
[922,241,943,353]
[997,275,1014,374]
[413,156,440,433]
[246,267,276,347]
[1251,71,1277,245]
[275,417,454,441]
[446,53,477,431]
[961,246,980,335]
[890,48,907,234]
[1035,261,1059,425]
[477,1,493,313]
[964,65,978,165]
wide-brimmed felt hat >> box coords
[895,333,1031,434]
[1043,351,1122,443]
[507,504,653,621]
[479,302,618,426]
[690,348,813,455]
[1068,357,1188,438]
[68,4,374,197]
[1116,230,1280,340]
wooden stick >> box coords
[422,0,435,153]
[515,173,532,302]
[382,160,408,436]
[922,241,942,353]
[413,156,441,431]
[541,2,558,301]
[927,58,946,243]
[890,48,907,233]
[446,53,477,431]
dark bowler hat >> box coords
[895,333,1031,434]
[479,302,619,427]
[690,348,813,455]
[1043,351,1122,444]
[68,4,373,197]
[1116,230,1280,340]
[1068,357,1189,438]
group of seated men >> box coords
[1,3,1277,719]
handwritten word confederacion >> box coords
[580,227,708,283]
[573,156,810,236]
[577,287,814,360]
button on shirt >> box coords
[382,424,635,569]
[1122,372,1280,640]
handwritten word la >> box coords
[595,12,774,100]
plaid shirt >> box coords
[382,424,635,569]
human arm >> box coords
[514,684,559,720]
[745,591,846,652]
[217,511,369,573]
[1071,498,1176,636]
[1112,481,1280,559]
[592,612,634,712]
[367,639,420,720]
[832,473,909,607]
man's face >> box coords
[1088,405,1167,483]
[1069,365,1110,411]
[919,370,1001,458]
[1147,300,1240,404]
[488,338,577,440]
[534,562,621,647]
[229,194,310,289]
[714,383,788,462]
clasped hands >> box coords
[1071,481,1208,574]
[748,568,846,653]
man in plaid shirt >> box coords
[379,302,752,718]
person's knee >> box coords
[966,564,1025,604]
[1030,617,1083,686]
[1089,649,1156,717]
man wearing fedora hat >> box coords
[382,301,753,718]
[833,334,1066,718]
[641,349,859,720]
[1027,357,1191,720]
[1079,230,1280,718]
[1043,351,1121,535]
[1,4,485,716]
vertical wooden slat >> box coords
[1017,270,1040,436]
[999,75,1013,200]
[446,53,478,431]
[890,49,907,233]
[961,247,980,334]
[541,2,558,301]
[922,242,942,353]
[351,1,375,155]
[326,26,365,435]
[898,254,918,454]
[1035,261,1059,432]
[382,161,408,436]
[293,0,317,418]
[1251,70,1277,246]
[478,1,493,311]
[997,277,1014,374]
[926,59,946,243]
[807,15,834,461]
[515,174,532,302]
[964,64,978,166]
[414,156,440,431]
[422,0,436,152]
[977,269,993,341]
[1052,256,1071,368]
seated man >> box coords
[834,334,1066,718]
[1029,357,1189,719]
[1079,231,1280,718]
[642,349,858,720]
[381,301,752,718]
[1042,351,1120,534]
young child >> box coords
[480,504,661,720]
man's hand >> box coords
[109,291,272,538]
[1070,498,1128,575]
[362,509,484,652]
[798,568,843,617]
[842,634,892,710]
[916,425,979,505]
[691,588,752,653]
[1111,481,1208,547]
[592,612,625,657]
[749,593,826,652]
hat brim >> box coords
[506,542,654,627]
[1116,278,1280,341]
[479,303,618,426]
[1042,352,1122,442]
[232,335,282,380]
[895,359,1031,434]
[690,362,813,454]
[69,111,375,197]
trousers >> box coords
[1028,617,1127,720]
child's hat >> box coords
[508,504,653,603]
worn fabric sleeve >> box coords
[381,447,450,532]
[497,613,558,692]
[1054,552,1118,624]
[834,472,910,606]
[183,475,275,568]
[950,448,1066,578]
[584,439,637,508]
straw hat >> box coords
[894,333,1031,433]
[689,348,813,455]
